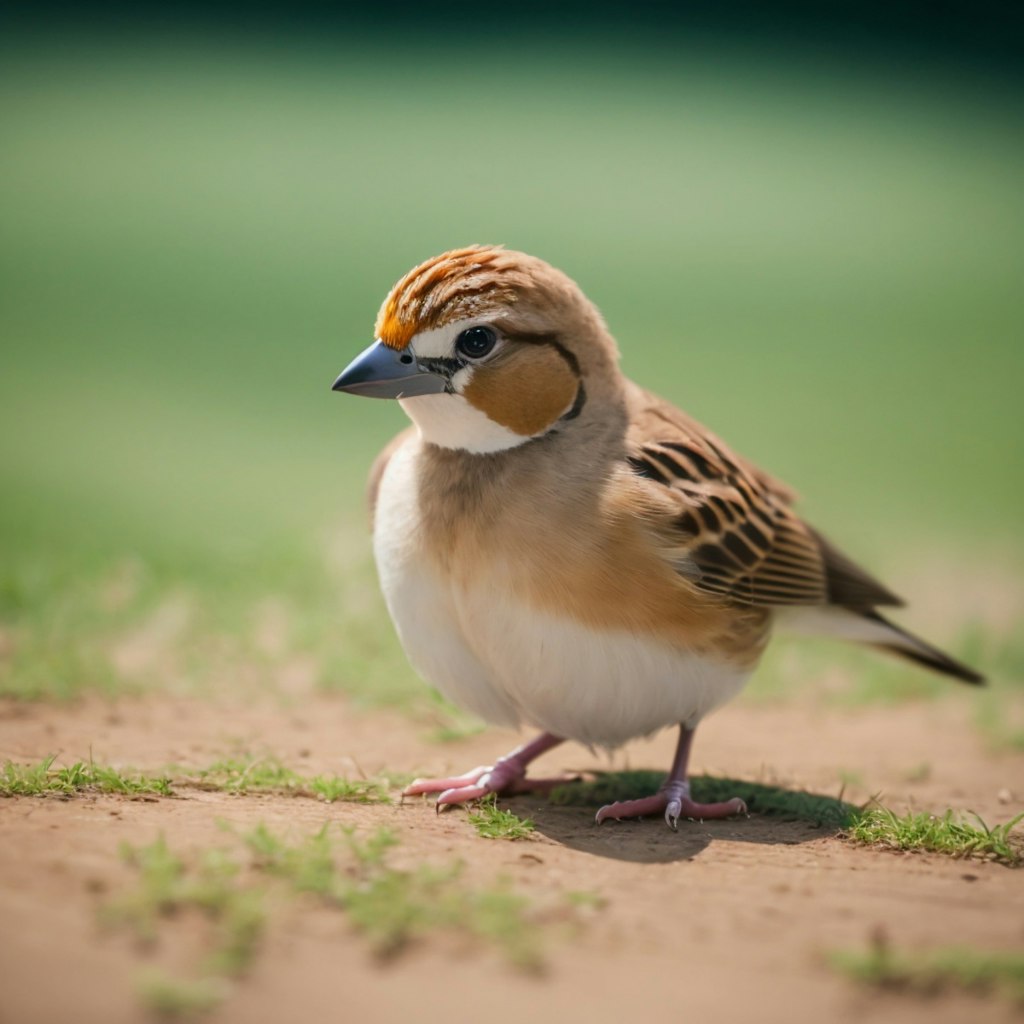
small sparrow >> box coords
[332,245,983,828]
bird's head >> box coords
[332,245,621,454]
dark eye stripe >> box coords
[416,356,462,393]
[418,356,462,375]
[560,382,587,422]
[501,331,581,377]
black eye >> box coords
[455,326,497,360]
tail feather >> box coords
[775,606,985,685]
[861,610,984,685]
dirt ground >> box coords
[1,692,1022,1024]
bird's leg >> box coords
[403,732,568,809]
[595,725,747,830]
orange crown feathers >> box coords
[375,245,517,349]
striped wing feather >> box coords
[627,391,902,610]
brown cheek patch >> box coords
[463,346,578,436]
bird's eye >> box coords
[455,326,497,360]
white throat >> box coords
[399,394,532,454]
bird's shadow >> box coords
[502,771,856,865]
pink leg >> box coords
[596,725,747,830]
[403,733,567,810]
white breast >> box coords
[373,442,750,749]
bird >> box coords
[331,244,983,829]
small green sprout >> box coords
[467,795,536,840]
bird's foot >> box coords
[595,779,747,830]
[403,759,571,810]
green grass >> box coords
[0,755,173,798]
[107,836,266,969]
[467,796,536,841]
[564,890,607,911]
[137,973,226,1020]
[550,772,857,829]
[0,543,420,708]
[241,823,546,970]
[831,939,1024,1006]
[548,773,1024,865]
[0,753,397,804]
[743,620,1024,749]
[1,753,401,805]
[241,823,350,897]
[846,808,1024,866]
[0,32,1021,717]
[186,755,391,804]
[750,618,1024,705]
[106,824,563,1017]
[8,752,1020,870]
[106,836,266,1018]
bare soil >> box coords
[1,693,1022,1024]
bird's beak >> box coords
[331,340,447,399]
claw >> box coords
[436,782,492,807]
[595,794,667,824]
[665,798,682,831]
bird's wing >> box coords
[626,387,902,609]
[367,426,417,527]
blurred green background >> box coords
[1,16,1021,725]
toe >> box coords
[402,767,491,797]
[595,794,669,824]
[675,795,749,821]
[595,801,637,824]
[436,782,491,808]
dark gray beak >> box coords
[331,340,447,399]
